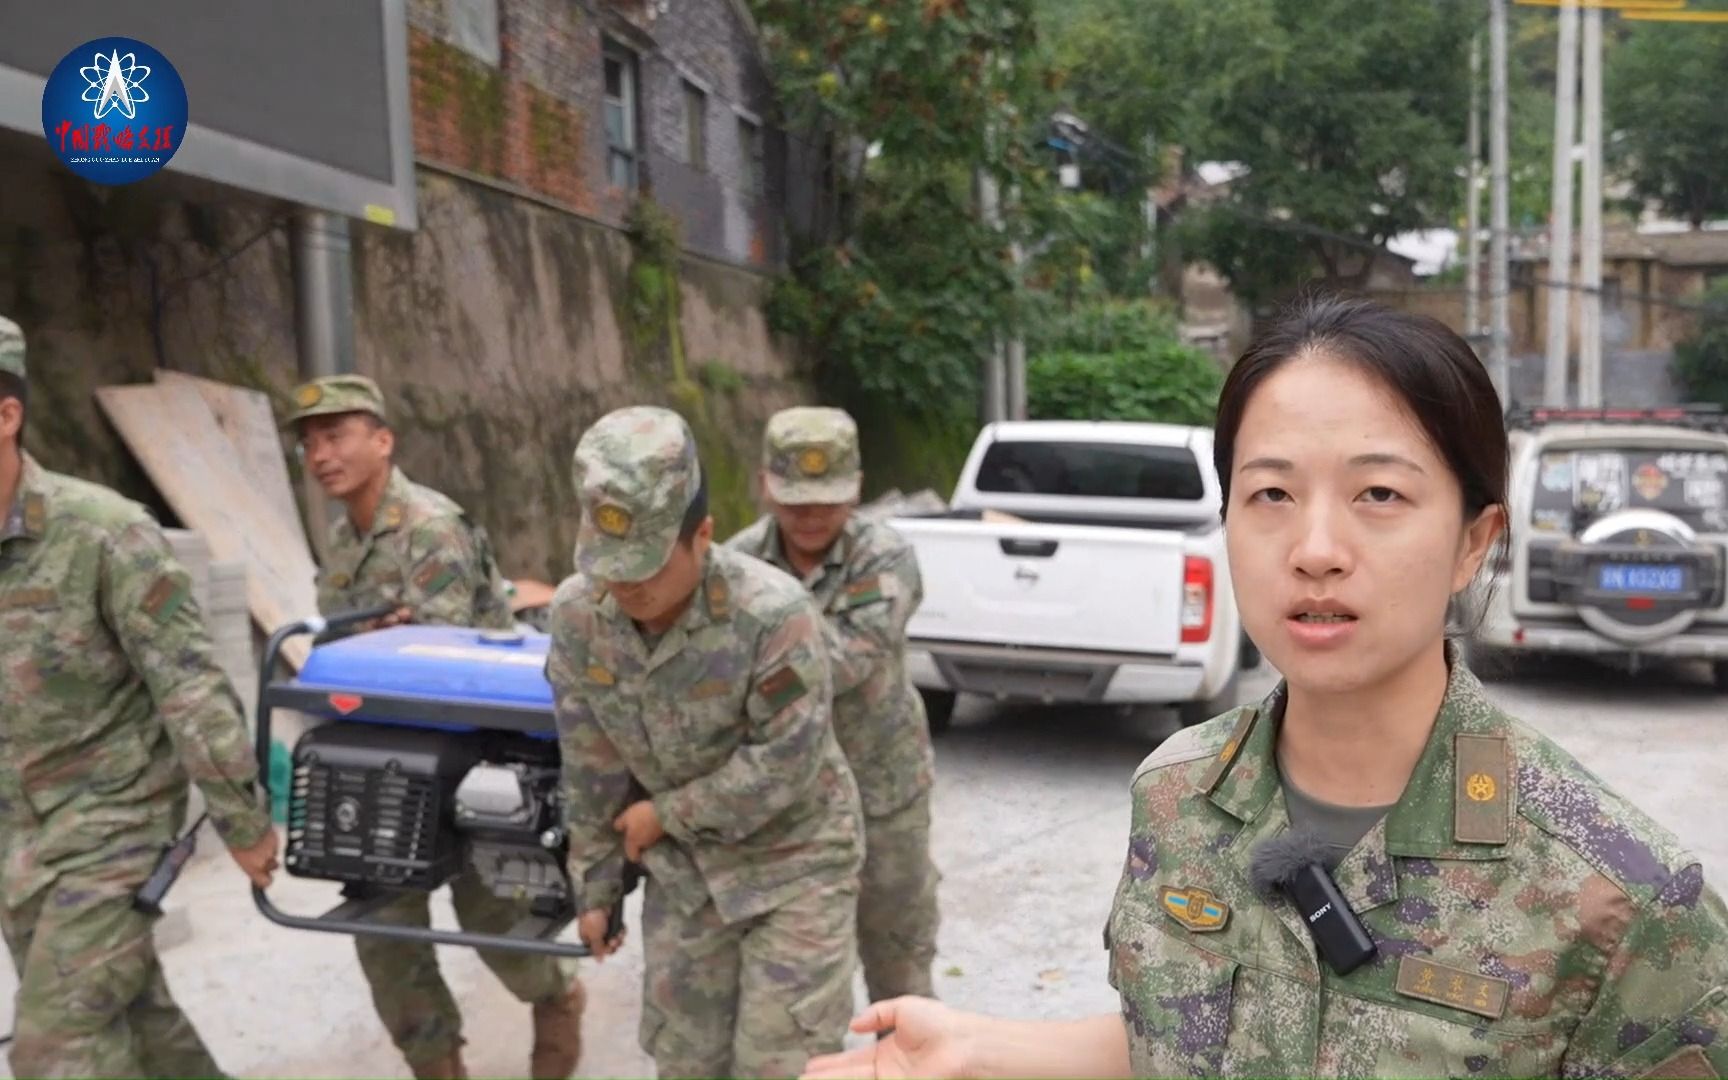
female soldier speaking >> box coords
[802,295,1728,1079]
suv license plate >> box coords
[1596,564,1685,593]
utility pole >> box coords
[975,163,1008,424]
[1490,0,1513,403]
[291,208,357,559]
[1466,31,1485,337]
[1578,6,1605,407]
[1544,0,1580,406]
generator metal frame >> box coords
[250,610,595,958]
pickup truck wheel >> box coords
[1178,672,1241,728]
[920,689,958,735]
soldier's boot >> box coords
[530,979,587,1079]
[409,1049,469,1080]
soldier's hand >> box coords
[613,800,665,861]
[361,606,413,632]
[577,908,624,960]
[229,828,280,890]
[801,998,973,1080]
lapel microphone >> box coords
[1249,828,1378,976]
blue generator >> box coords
[252,612,602,957]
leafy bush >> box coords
[1024,297,1183,356]
[1024,299,1222,425]
[1672,280,1728,407]
[1029,344,1222,426]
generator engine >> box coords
[256,622,630,958]
[288,726,570,914]
[452,751,570,913]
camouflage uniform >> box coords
[1107,641,1728,1078]
[545,406,865,1079]
[0,315,271,1079]
[726,406,940,1002]
[287,375,575,1077]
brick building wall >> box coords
[406,0,787,269]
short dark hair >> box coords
[1213,293,1508,527]
[678,470,710,543]
[0,372,26,451]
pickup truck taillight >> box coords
[1181,556,1214,643]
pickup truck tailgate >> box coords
[898,517,1189,655]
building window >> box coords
[683,80,707,171]
[737,117,762,195]
[603,41,639,189]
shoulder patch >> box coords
[1199,705,1260,794]
[1131,715,1238,784]
[707,577,732,620]
[140,574,189,623]
[23,492,46,534]
[756,665,808,711]
[1637,1047,1718,1080]
[1454,733,1511,845]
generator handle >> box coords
[249,885,596,958]
[253,606,398,783]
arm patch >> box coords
[756,665,809,711]
[844,575,885,608]
[141,575,189,623]
[413,560,459,597]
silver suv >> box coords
[1470,405,1728,690]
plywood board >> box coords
[154,371,303,540]
[97,382,317,669]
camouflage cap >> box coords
[762,406,862,505]
[0,315,24,379]
[283,374,388,427]
[572,405,704,583]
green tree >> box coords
[1173,0,1475,304]
[1609,17,1728,228]
[1672,280,1728,405]
[752,0,1047,417]
[1036,0,1579,302]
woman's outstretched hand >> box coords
[802,997,975,1080]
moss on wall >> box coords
[624,198,759,537]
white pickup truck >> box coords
[890,420,1251,731]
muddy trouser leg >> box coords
[354,890,465,1071]
[639,878,743,1078]
[2,867,222,1079]
[857,789,940,1002]
[733,876,860,1079]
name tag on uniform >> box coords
[689,679,731,701]
[0,586,57,611]
[1395,956,1510,1020]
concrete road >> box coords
[0,656,1720,1077]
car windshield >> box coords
[1530,446,1728,534]
[974,440,1206,500]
